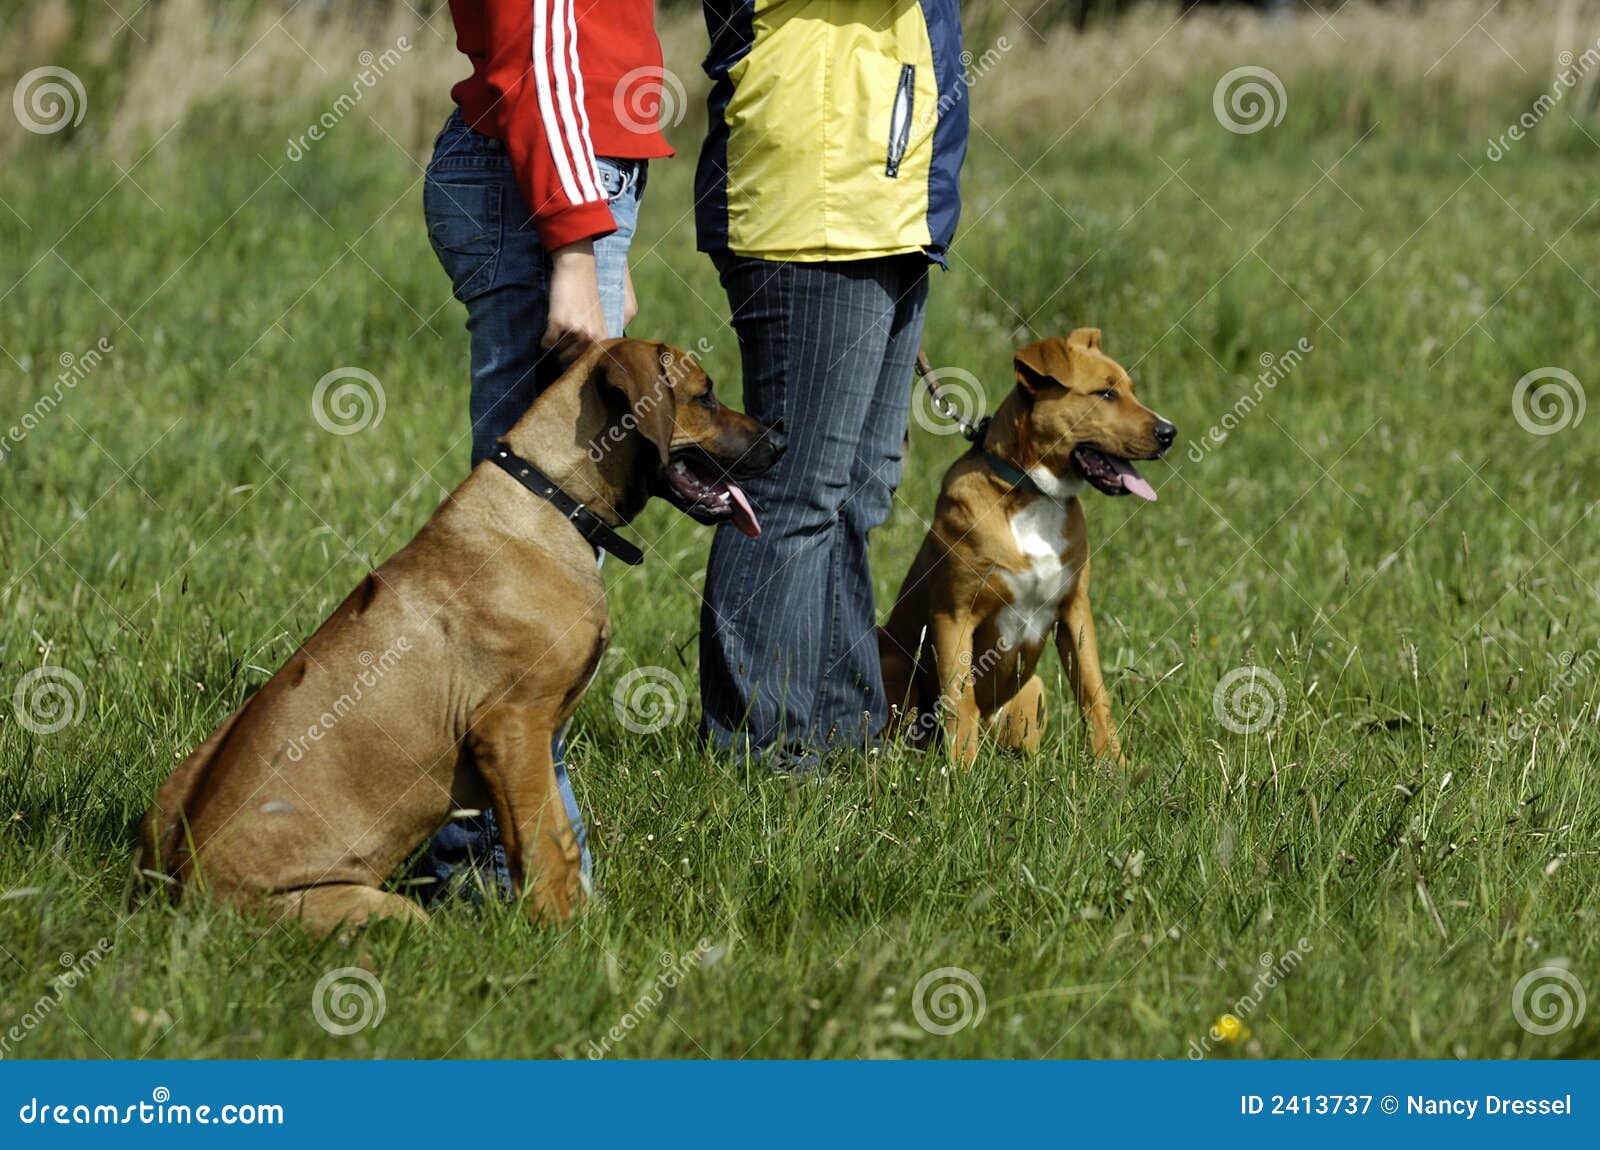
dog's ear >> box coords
[1067,327,1103,352]
[595,340,677,466]
[1015,339,1070,394]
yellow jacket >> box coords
[696,1,968,264]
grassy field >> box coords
[2,1,1598,1059]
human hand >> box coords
[542,240,609,352]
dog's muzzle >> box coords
[659,423,786,537]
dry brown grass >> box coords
[1,0,460,156]
[964,0,1600,142]
[3,0,1597,157]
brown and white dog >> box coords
[138,340,784,935]
[878,329,1174,765]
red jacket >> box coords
[446,0,673,250]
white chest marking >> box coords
[996,495,1078,649]
[1027,464,1084,502]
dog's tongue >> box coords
[728,482,761,537]
[1111,457,1157,502]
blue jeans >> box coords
[415,109,646,899]
[700,254,930,760]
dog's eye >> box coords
[693,391,719,411]
[1097,389,1119,401]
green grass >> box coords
[3,33,1600,1060]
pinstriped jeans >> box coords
[700,253,930,758]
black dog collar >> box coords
[981,449,1046,499]
[488,445,644,566]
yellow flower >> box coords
[1213,1013,1249,1043]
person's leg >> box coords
[699,257,911,760]
[416,114,642,897]
[811,257,929,746]
[417,112,570,899]
[591,159,644,333]
[447,154,642,465]
[540,156,643,882]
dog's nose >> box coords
[763,422,788,457]
[1153,419,1176,452]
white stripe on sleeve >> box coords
[531,0,585,205]
[549,0,601,202]
[563,0,607,198]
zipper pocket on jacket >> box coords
[885,64,915,178]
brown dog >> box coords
[879,329,1173,765]
[138,339,784,934]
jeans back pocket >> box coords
[424,180,501,302]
